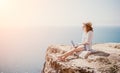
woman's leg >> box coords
[58,45,84,61]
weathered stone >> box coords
[42,43,120,73]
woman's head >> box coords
[82,22,93,32]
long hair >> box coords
[83,22,93,32]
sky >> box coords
[0,0,120,28]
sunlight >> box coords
[0,0,8,9]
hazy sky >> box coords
[0,0,120,28]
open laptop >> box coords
[71,40,76,48]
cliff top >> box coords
[43,43,120,73]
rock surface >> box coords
[42,43,120,73]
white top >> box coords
[81,31,93,51]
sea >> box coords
[0,26,120,73]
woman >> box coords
[58,22,94,61]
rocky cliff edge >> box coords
[43,43,120,73]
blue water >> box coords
[0,26,120,73]
[45,26,120,44]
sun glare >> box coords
[0,0,8,9]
